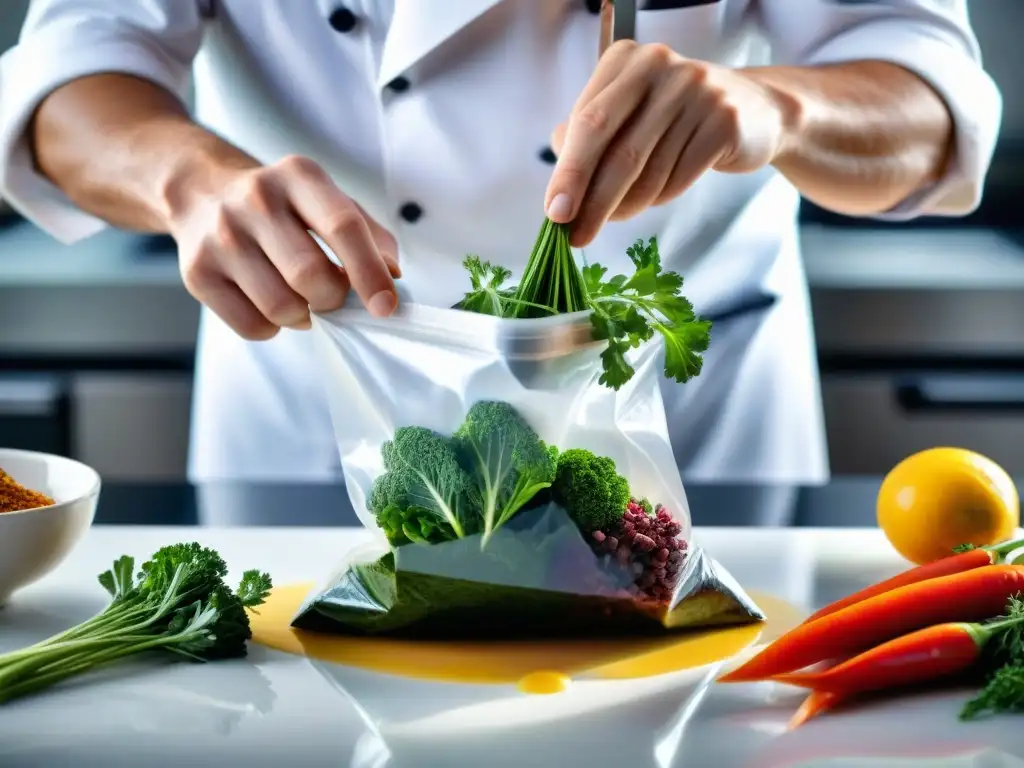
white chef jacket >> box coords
[0,0,1002,485]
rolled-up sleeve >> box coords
[0,0,203,242]
[756,0,1002,219]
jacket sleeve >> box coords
[755,0,1002,219]
[0,0,204,242]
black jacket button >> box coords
[399,202,423,223]
[584,0,602,14]
[538,146,557,164]
[386,76,411,93]
[328,7,358,33]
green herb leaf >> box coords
[587,237,710,389]
[961,594,1024,719]
[961,663,1024,719]
[455,255,516,317]
[236,569,273,609]
[457,227,710,391]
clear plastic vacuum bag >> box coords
[293,297,762,639]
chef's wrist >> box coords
[159,126,261,229]
[740,66,808,167]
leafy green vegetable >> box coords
[962,664,1024,719]
[368,426,482,539]
[453,400,558,546]
[551,448,631,531]
[365,404,638,549]
[0,543,271,705]
[456,219,711,390]
[961,595,1024,719]
[454,255,516,316]
[376,503,458,547]
[457,253,568,319]
[584,237,711,390]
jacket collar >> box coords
[378,0,507,89]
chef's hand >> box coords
[169,154,400,341]
[545,40,790,247]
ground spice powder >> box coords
[0,468,54,513]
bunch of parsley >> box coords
[456,218,711,390]
[0,543,271,705]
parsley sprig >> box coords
[456,219,711,391]
[583,237,710,390]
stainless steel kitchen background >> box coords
[2,1,1024,485]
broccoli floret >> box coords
[368,426,481,539]
[453,401,557,544]
[551,448,631,531]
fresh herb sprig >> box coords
[961,594,1024,719]
[455,256,516,317]
[583,236,710,390]
[456,219,711,390]
[513,218,590,317]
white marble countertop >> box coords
[1,525,1022,768]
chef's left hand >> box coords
[546,40,792,247]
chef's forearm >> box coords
[744,61,954,216]
[31,73,258,232]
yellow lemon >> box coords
[877,447,1019,565]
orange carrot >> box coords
[788,689,845,729]
[718,565,1024,683]
[804,538,1024,624]
[774,614,1024,694]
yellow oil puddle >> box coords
[516,670,572,695]
[249,583,803,689]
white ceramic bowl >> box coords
[0,448,100,606]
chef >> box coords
[0,1,1001,526]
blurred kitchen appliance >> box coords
[808,226,1024,476]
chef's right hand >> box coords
[168,154,401,341]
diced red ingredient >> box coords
[633,534,657,552]
[589,499,688,603]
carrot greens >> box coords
[961,595,1024,719]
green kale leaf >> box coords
[367,426,482,539]
[453,400,558,545]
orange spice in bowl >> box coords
[0,467,55,513]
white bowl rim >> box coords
[0,447,102,517]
